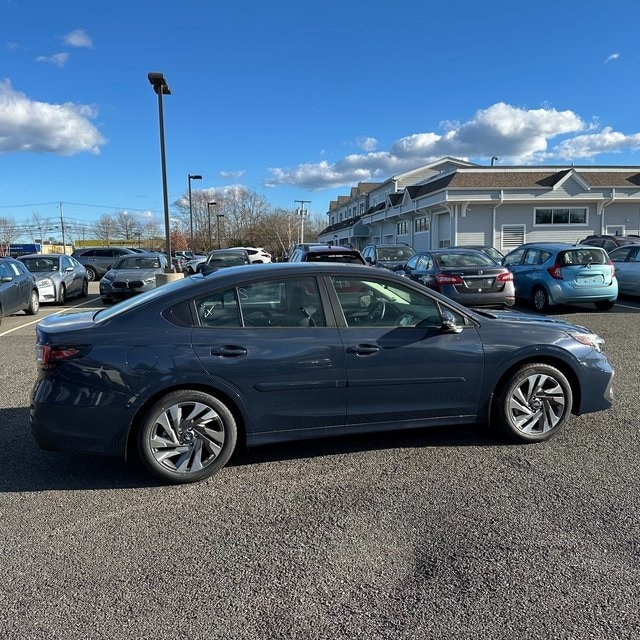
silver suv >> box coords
[71,246,137,281]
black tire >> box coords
[532,287,549,312]
[85,267,97,282]
[79,279,89,298]
[137,390,237,484]
[57,284,66,305]
[595,300,615,311]
[496,363,573,443]
[24,290,40,316]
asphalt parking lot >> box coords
[1,283,639,640]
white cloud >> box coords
[356,136,378,151]
[35,52,69,67]
[549,127,640,159]
[0,79,107,155]
[63,29,93,48]
[220,169,245,179]
[266,102,600,190]
[605,52,620,63]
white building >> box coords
[317,157,640,252]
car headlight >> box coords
[37,278,53,287]
[102,272,115,281]
[143,277,156,285]
[567,331,604,352]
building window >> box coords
[397,221,409,235]
[414,217,430,232]
[534,208,587,225]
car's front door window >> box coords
[329,276,454,328]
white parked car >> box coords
[228,247,272,263]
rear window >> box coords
[305,252,364,264]
[560,248,607,266]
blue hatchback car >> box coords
[503,243,618,311]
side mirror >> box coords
[440,310,463,334]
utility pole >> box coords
[59,202,66,254]
[294,200,311,244]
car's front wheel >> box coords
[79,279,89,298]
[496,363,573,442]
[137,390,237,484]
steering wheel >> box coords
[367,299,387,323]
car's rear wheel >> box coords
[595,300,615,310]
[85,267,97,281]
[496,363,572,442]
[532,287,549,312]
[138,390,237,484]
[24,290,39,315]
[57,284,66,305]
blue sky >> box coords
[2,0,640,237]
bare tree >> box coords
[94,214,116,245]
[113,211,139,242]
[29,212,58,244]
[0,216,19,254]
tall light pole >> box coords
[216,213,225,249]
[294,199,311,244]
[207,201,217,251]
[188,174,202,255]
[148,72,173,272]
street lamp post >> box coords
[148,71,174,272]
[216,213,225,249]
[188,174,202,255]
[207,201,217,251]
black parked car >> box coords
[395,248,515,308]
[31,263,613,484]
[200,248,251,275]
[579,235,640,253]
[361,243,416,270]
[0,256,39,324]
[287,244,366,264]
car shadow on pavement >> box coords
[1,406,509,491]
[230,423,508,470]
[0,407,155,492]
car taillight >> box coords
[496,272,513,282]
[547,261,563,280]
[435,273,464,285]
[36,344,87,367]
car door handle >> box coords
[210,345,247,358]
[346,344,380,356]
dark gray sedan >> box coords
[31,263,613,484]
[99,252,169,303]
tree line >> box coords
[0,186,326,259]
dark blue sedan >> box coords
[31,263,614,484]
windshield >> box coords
[114,256,162,269]
[207,253,248,266]
[435,252,495,268]
[20,257,59,272]
[377,247,415,261]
